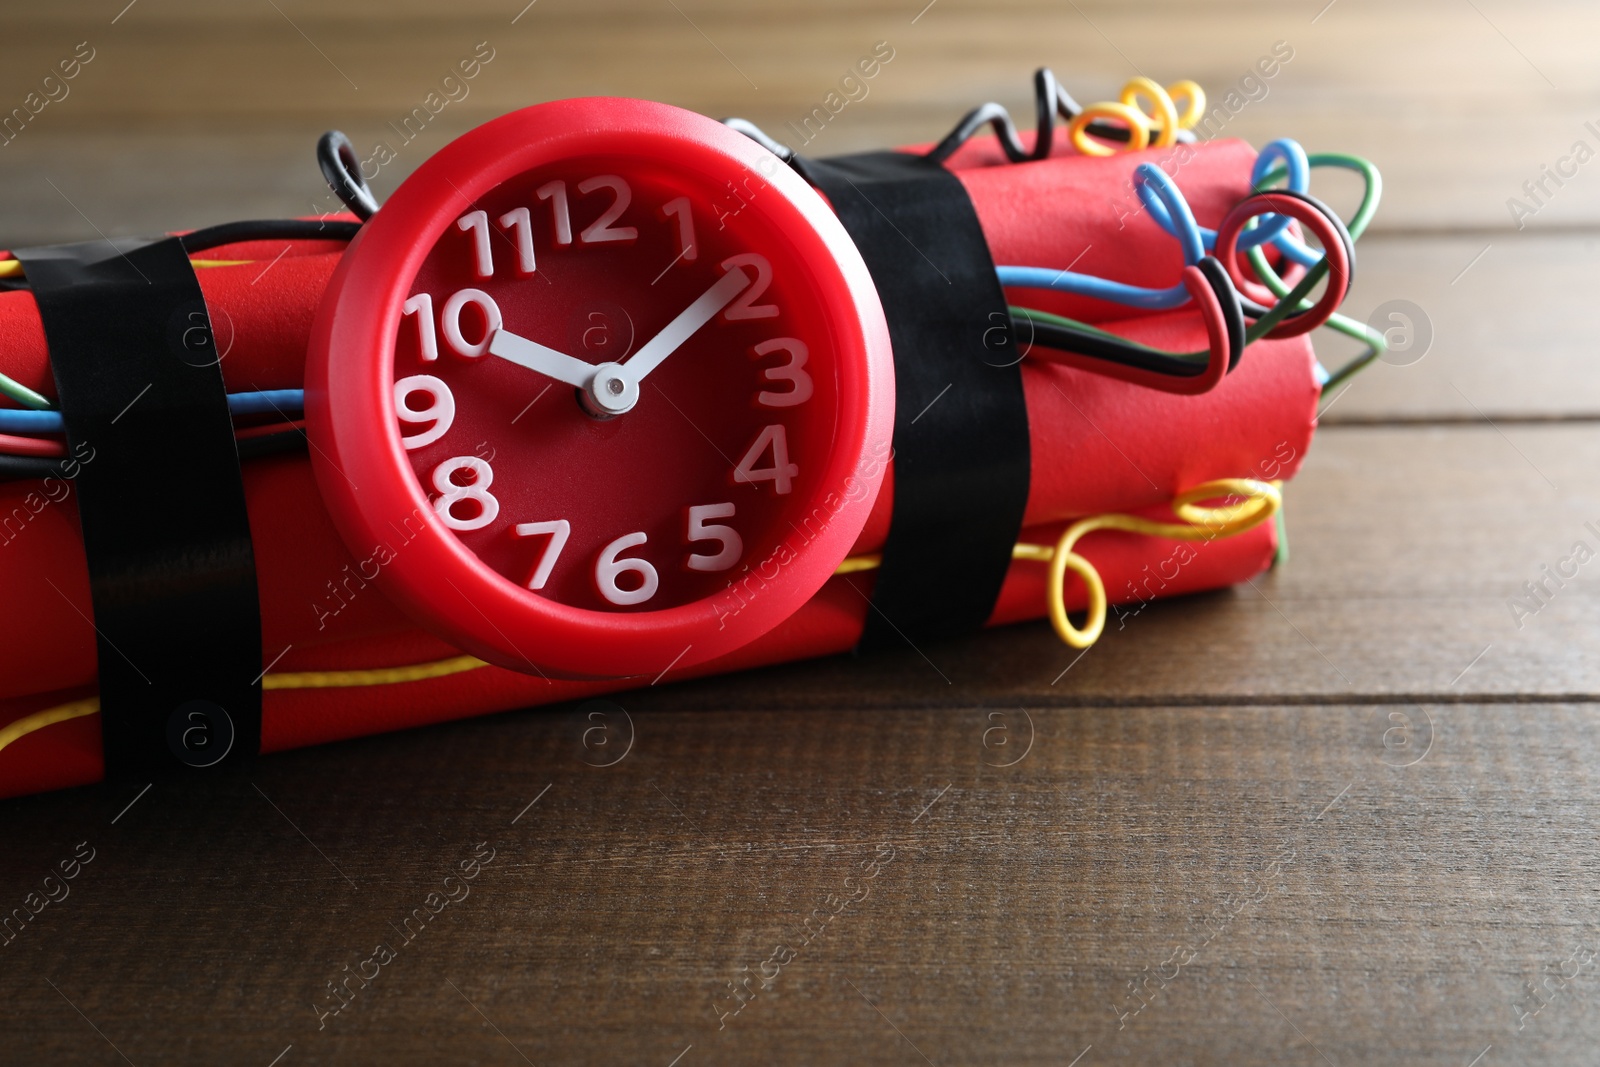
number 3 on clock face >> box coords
[306,97,893,679]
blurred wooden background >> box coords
[4,2,1600,1065]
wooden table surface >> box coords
[5,2,1600,1064]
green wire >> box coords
[1254,153,1382,241]
[1009,150,1386,392]
[0,259,52,407]
[1248,153,1387,392]
[1009,152,1384,574]
[1011,241,1331,363]
[1249,243,1386,392]
[0,369,52,410]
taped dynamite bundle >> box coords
[0,71,1385,797]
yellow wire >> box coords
[1030,478,1280,648]
[1068,77,1207,157]
[0,478,1276,759]
[1069,101,1152,157]
[0,698,100,755]
[1165,80,1207,129]
[0,656,491,758]
[834,478,1281,650]
[0,258,254,279]
[262,654,486,690]
[833,554,882,575]
[1121,76,1180,148]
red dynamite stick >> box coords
[0,137,1318,797]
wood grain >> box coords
[1,0,1599,233]
[1318,233,1600,422]
[4,1,1600,1065]
[3,699,1597,1066]
[613,423,1600,709]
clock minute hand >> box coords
[620,266,752,385]
[487,328,598,390]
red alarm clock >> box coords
[305,97,893,679]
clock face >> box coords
[393,154,837,614]
[306,98,892,678]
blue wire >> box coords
[1132,163,1206,265]
[996,137,1334,313]
[226,389,305,418]
[994,266,1192,310]
[1246,139,1310,245]
[0,389,304,434]
[1141,138,1313,255]
[995,164,1204,309]
[1248,140,1324,266]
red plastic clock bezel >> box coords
[305,97,893,679]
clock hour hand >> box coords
[619,266,752,386]
[487,328,598,389]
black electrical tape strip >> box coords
[0,428,304,483]
[794,151,1031,650]
[15,236,263,776]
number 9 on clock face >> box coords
[306,98,893,678]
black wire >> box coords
[720,118,797,162]
[1233,190,1357,321]
[317,130,382,220]
[1016,313,1210,378]
[1271,188,1356,280]
[236,427,308,462]
[924,67,1195,166]
[926,68,1069,165]
[176,132,372,251]
[722,68,1194,169]
[0,454,70,483]
[1016,183,1358,381]
[1015,313,1203,378]
[1011,254,1244,379]
[0,220,359,291]
[179,219,362,254]
[1197,255,1246,371]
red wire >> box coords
[1178,263,1232,395]
[234,419,305,441]
[1214,192,1352,340]
[0,433,65,458]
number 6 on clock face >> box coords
[596,532,658,606]
[306,97,893,678]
